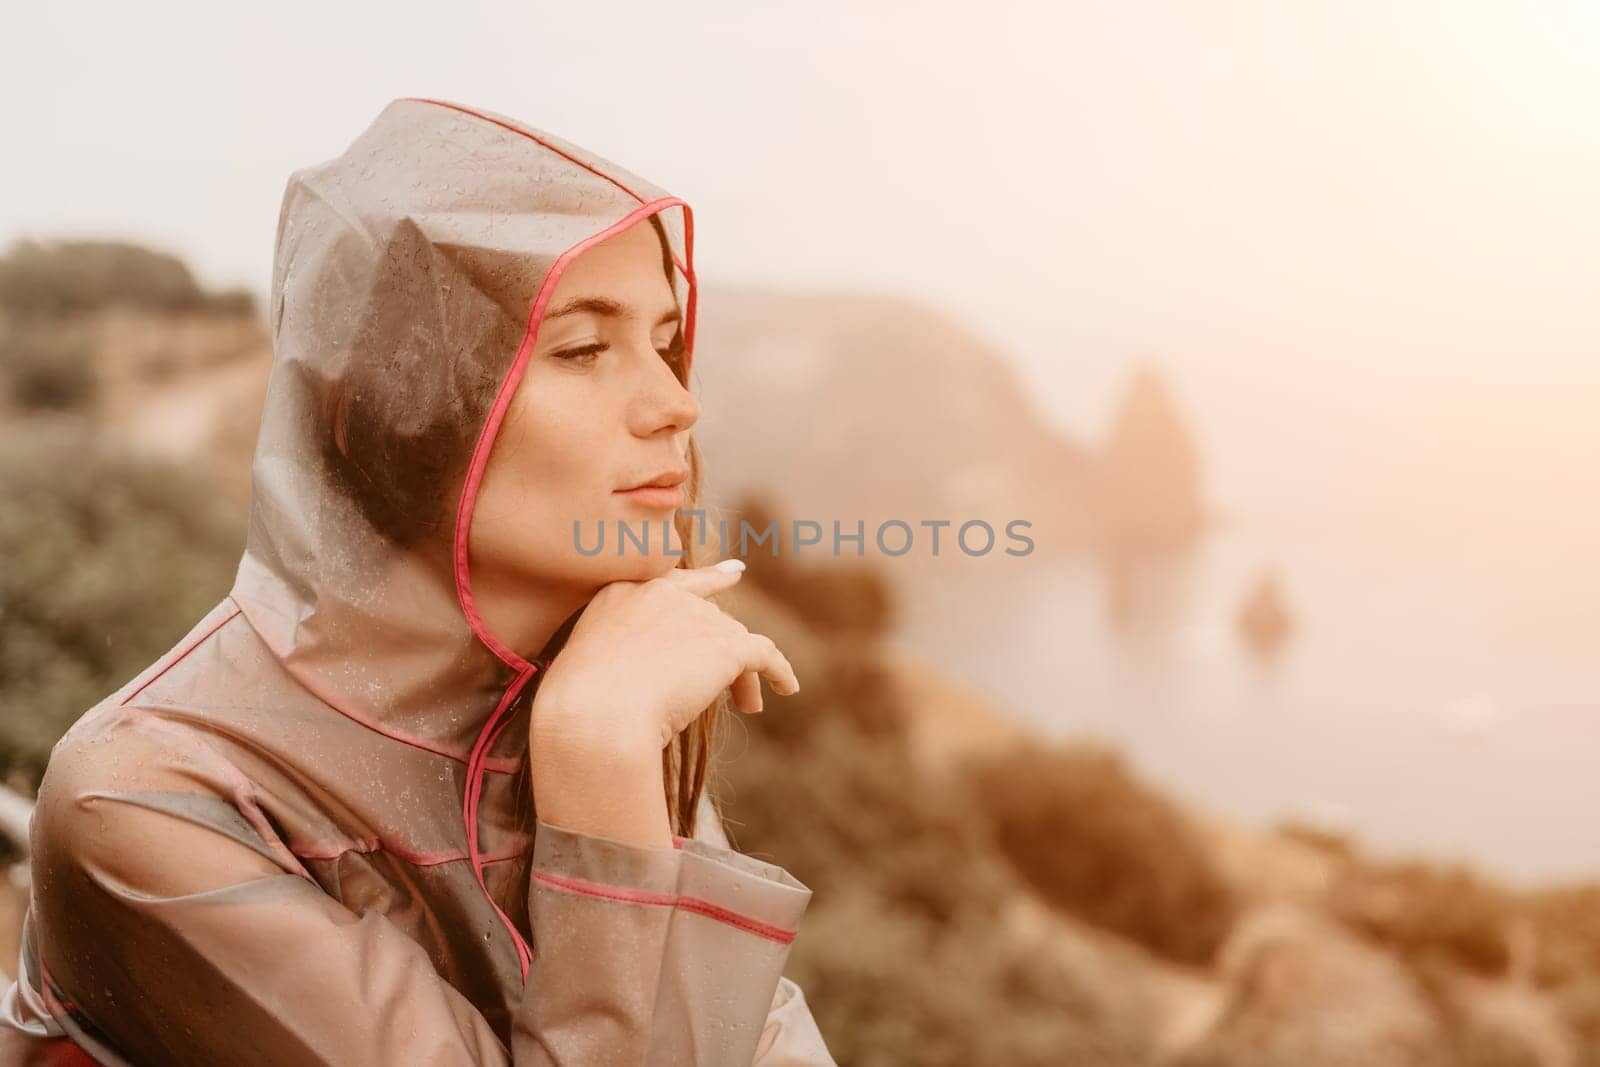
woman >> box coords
[0,97,836,1065]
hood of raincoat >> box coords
[229,94,698,964]
[237,93,696,750]
[0,98,842,1067]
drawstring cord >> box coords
[463,656,550,982]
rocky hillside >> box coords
[10,242,1589,1064]
[715,554,1600,1066]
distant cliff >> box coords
[4,245,1215,564]
[690,283,1105,561]
[691,283,1211,564]
[1099,363,1208,551]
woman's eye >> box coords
[552,342,606,363]
[550,339,681,368]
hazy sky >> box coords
[7,4,1598,880]
[4,1,1597,515]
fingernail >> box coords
[715,558,746,573]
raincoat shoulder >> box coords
[1,602,836,1065]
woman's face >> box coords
[467,216,699,649]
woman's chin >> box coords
[590,546,687,585]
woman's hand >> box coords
[534,557,799,752]
[525,559,800,845]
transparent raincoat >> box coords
[0,97,835,1066]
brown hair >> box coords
[321,210,724,839]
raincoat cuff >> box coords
[529,817,811,943]
[674,834,812,944]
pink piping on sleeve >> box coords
[529,868,799,946]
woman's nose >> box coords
[633,347,700,435]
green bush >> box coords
[1327,859,1514,975]
[0,239,208,318]
[1548,972,1600,1067]
[0,321,96,409]
[0,418,244,778]
[721,713,1157,1065]
[783,882,1150,1067]
[961,742,1238,965]
[1529,885,1600,985]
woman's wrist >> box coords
[529,681,662,764]
[528,695,672,848]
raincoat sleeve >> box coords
[517,796,835,1065]
[691,800,836,1067]
[27,728,832,1065]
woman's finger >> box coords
[735,632,800,697]
[729,670,763,714]
[659,558,746,600]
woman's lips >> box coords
[615,484,685,509]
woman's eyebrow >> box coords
[544,295,681,328]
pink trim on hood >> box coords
[437,147,697,975]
